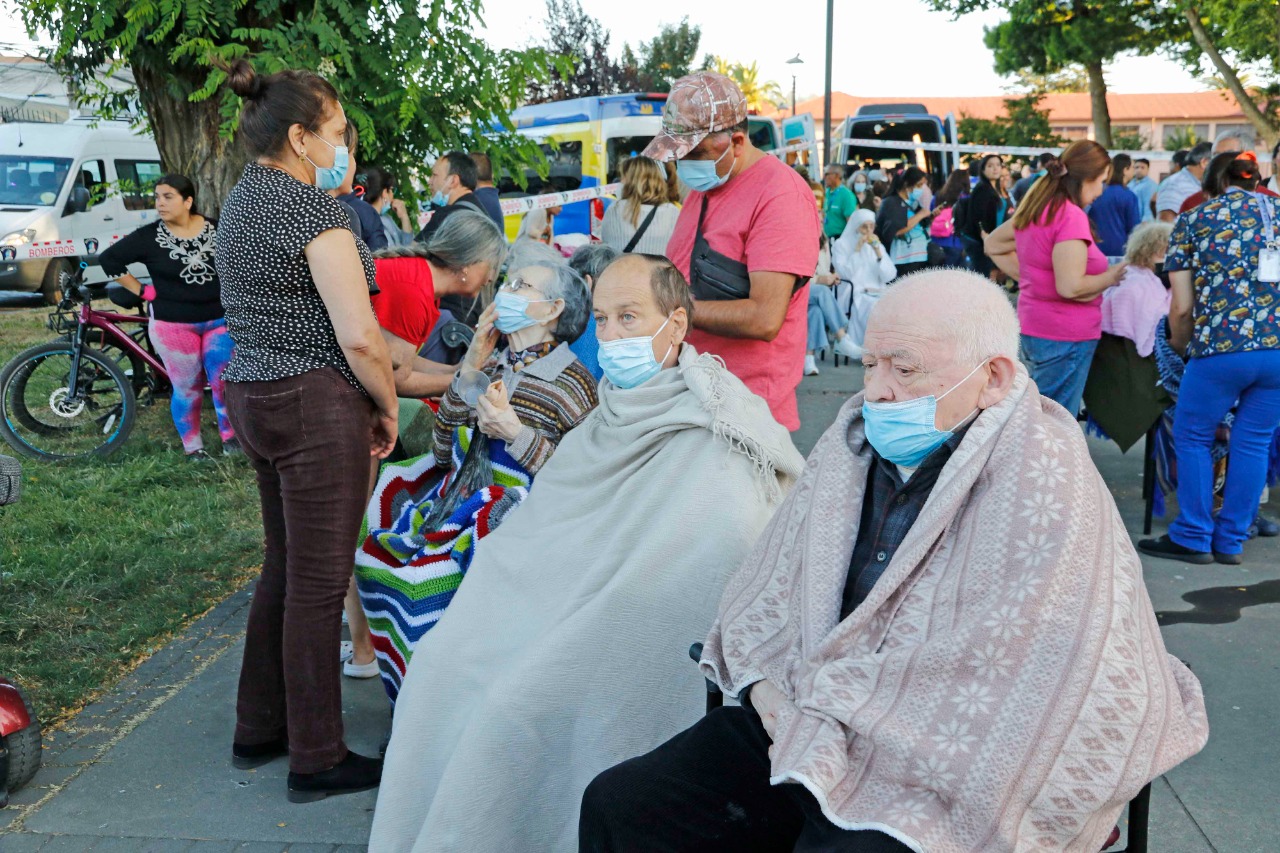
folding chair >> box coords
[687,643,1151,852]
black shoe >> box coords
[287,750,382,803]
[1214,551,1243,565]
[232,737,289,769]
[1255,513,1280,537]
[1137,535,1213,564]
[187,449,216,463]
[222,439,244,458]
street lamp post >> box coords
[786,54,803,117]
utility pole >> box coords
[822,0,834,169]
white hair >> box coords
[1215,127,1254,151]
[871,268,1021,367]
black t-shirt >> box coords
[215,162,377,389]
[99,219,223,323]
[415,192,485,243]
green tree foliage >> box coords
[1162,125,1202,152]
[1111,130,1148,151]
[701,57,784,112]
[21,0,554,218]
[621,18,702,93]
[1178,2,1280,145]
[928,0,1175,149]
[957,94,1063,148]
[525,0,636,104]
[1005,66,1090,95]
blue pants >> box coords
[807,284,846,352]
[1020,335,1098,418]
[1169,350,1280,554]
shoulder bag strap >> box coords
[623,203,661,253]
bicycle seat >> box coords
[106,283,144,311]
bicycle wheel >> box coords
[0,342,137,460]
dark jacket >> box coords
[337,192,387,251]
[965,180,1004,240]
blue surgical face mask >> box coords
[908,187,923,207]
[598,315,674,389]
[306,132,349,192]
[862,362,985,468]
[676,141,735,193]
[431,190,449,207]
[493,290,551,334]
[853,181,868,193]
[379,200,391,214]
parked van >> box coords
[834,104,957,186]
[0,118,161,301]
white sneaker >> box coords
[804,355,820,376]
[339,640,353,660]
[343,657,381,679]
[834,336,863,359]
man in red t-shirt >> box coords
[371,253,462,398]
[644,72,820,431]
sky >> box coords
[477,0,1207,98]
[0,0,1207,98]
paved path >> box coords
[2,362,1276,851]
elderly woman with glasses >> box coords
[355,263,597,704]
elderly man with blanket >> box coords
[582,269,1209,853]
[367,253,804,853]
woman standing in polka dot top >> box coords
[215,58,396,803]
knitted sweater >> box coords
[434,342,598,474]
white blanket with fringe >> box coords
[369,345,805,853]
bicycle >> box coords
[0,262,172,460]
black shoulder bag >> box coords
[689,195,753,301]
[623,204,660,253]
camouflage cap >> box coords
[642,72,749,162]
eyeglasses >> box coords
[500,276,544,295]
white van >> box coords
[0,118,161,301]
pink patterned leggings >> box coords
[148,317,235,453]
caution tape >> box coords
[837,136,1271,163]
[766,140,818,159]
[498,183,621,216]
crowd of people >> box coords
[96,57,1280,851]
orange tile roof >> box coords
[767,90,1247,124]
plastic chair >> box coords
[686,643,1150,852]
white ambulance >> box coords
[0,118,161,301]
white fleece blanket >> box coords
[368,345,805,852]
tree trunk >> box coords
[1084,60,1112,149]
[132,64,247,220]
[1185,7,1279,148]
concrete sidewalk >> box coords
[2,363,1275,851]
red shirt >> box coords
[1179,184,1279,214]
[666,155,820,430]
[371,257,439,348]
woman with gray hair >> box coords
[340,210,509,681]
[369,210,508,395]
[1100,220,1173,358]
[354,262,598,704]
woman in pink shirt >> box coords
[985,140,1128,416]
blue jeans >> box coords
[807,285,846,352]
[1020,335,1098,418]
[1169,350,1280,554]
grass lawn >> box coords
[0,304,263,726]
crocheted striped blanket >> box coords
[355,427,531,703]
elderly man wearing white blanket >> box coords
[367,253,804,852]
[582,270,1209,853]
